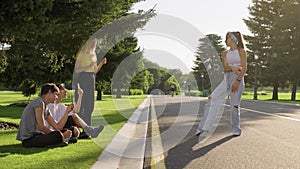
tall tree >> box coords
[193,34,225,92]
[0,0,155,97]
[109,37,144,98]
[244,0,299,100]
[278,0,300,100]
[130,69,154,94]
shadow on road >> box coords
[165,135,235,169]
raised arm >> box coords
[95,57,107,73]
[73,83,83,113]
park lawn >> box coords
[0,91,39,105]
[242,91,300,105]
[0,91,147,169]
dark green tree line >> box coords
[244,0,300,100]
[0,0,155,97]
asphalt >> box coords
[92,95,300,169]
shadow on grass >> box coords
[0,130,61,157]
[0,106,23,120]
[0,143,50,157]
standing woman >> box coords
[74,39,107,126]
[196,31,247,137]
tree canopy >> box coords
[193,34,225,92]
[244,0,300,100]
[0,0,155,96]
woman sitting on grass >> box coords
[46,83,104,141]
[16,83,72,148]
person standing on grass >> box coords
[16,83,72,148]
[196,31,247,138]
[74,38,107,128]
[46,83,104,140]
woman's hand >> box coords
[101,57,107,65]
[231,81,239,92]
[62,129,72,139]
[77,83,83,96]
[67,103,74,113]
[231,67,240,75]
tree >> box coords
[278,0,300,100]
[0,0,155,97]
[164,76,179,95]
[193,34,225,92]
[244,0,299,100]
[130,69,154,94]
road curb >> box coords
[91,96,150,169]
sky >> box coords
[132,0,253,74]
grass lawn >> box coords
[242,90,300,105]
[0,91,146,169]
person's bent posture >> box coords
[47,83,104,140]
[16,83,72,148]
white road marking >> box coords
[225,104,300,122]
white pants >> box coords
[197,72,244,135]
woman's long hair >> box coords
[225,31,244,49]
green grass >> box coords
[0,91,147,169]
[0,91,39,105]
[242,90,300,104]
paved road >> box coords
[146,96,300,169]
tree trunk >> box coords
[272,82,279,100]
[116,87,121,98]
[96,89,102,100]
[291,81,297,101]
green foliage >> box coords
[129,89,143,95]
[20,80,37,99]
[0,51,8,73]
[0,0,155,97]
[164,76,179,94]
[186,90,201,97]
[193,34,225,91]
[244,0,300,100]
[130,69,154,93]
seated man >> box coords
[16,83,72,148]
[46,83,103,140]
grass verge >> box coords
[0,91,146,169]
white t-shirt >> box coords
[46,102,73,128]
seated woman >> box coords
[16,83,72,148]
[46,83,104,141]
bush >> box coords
[129,89,143,95]
[186,90,201,96]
